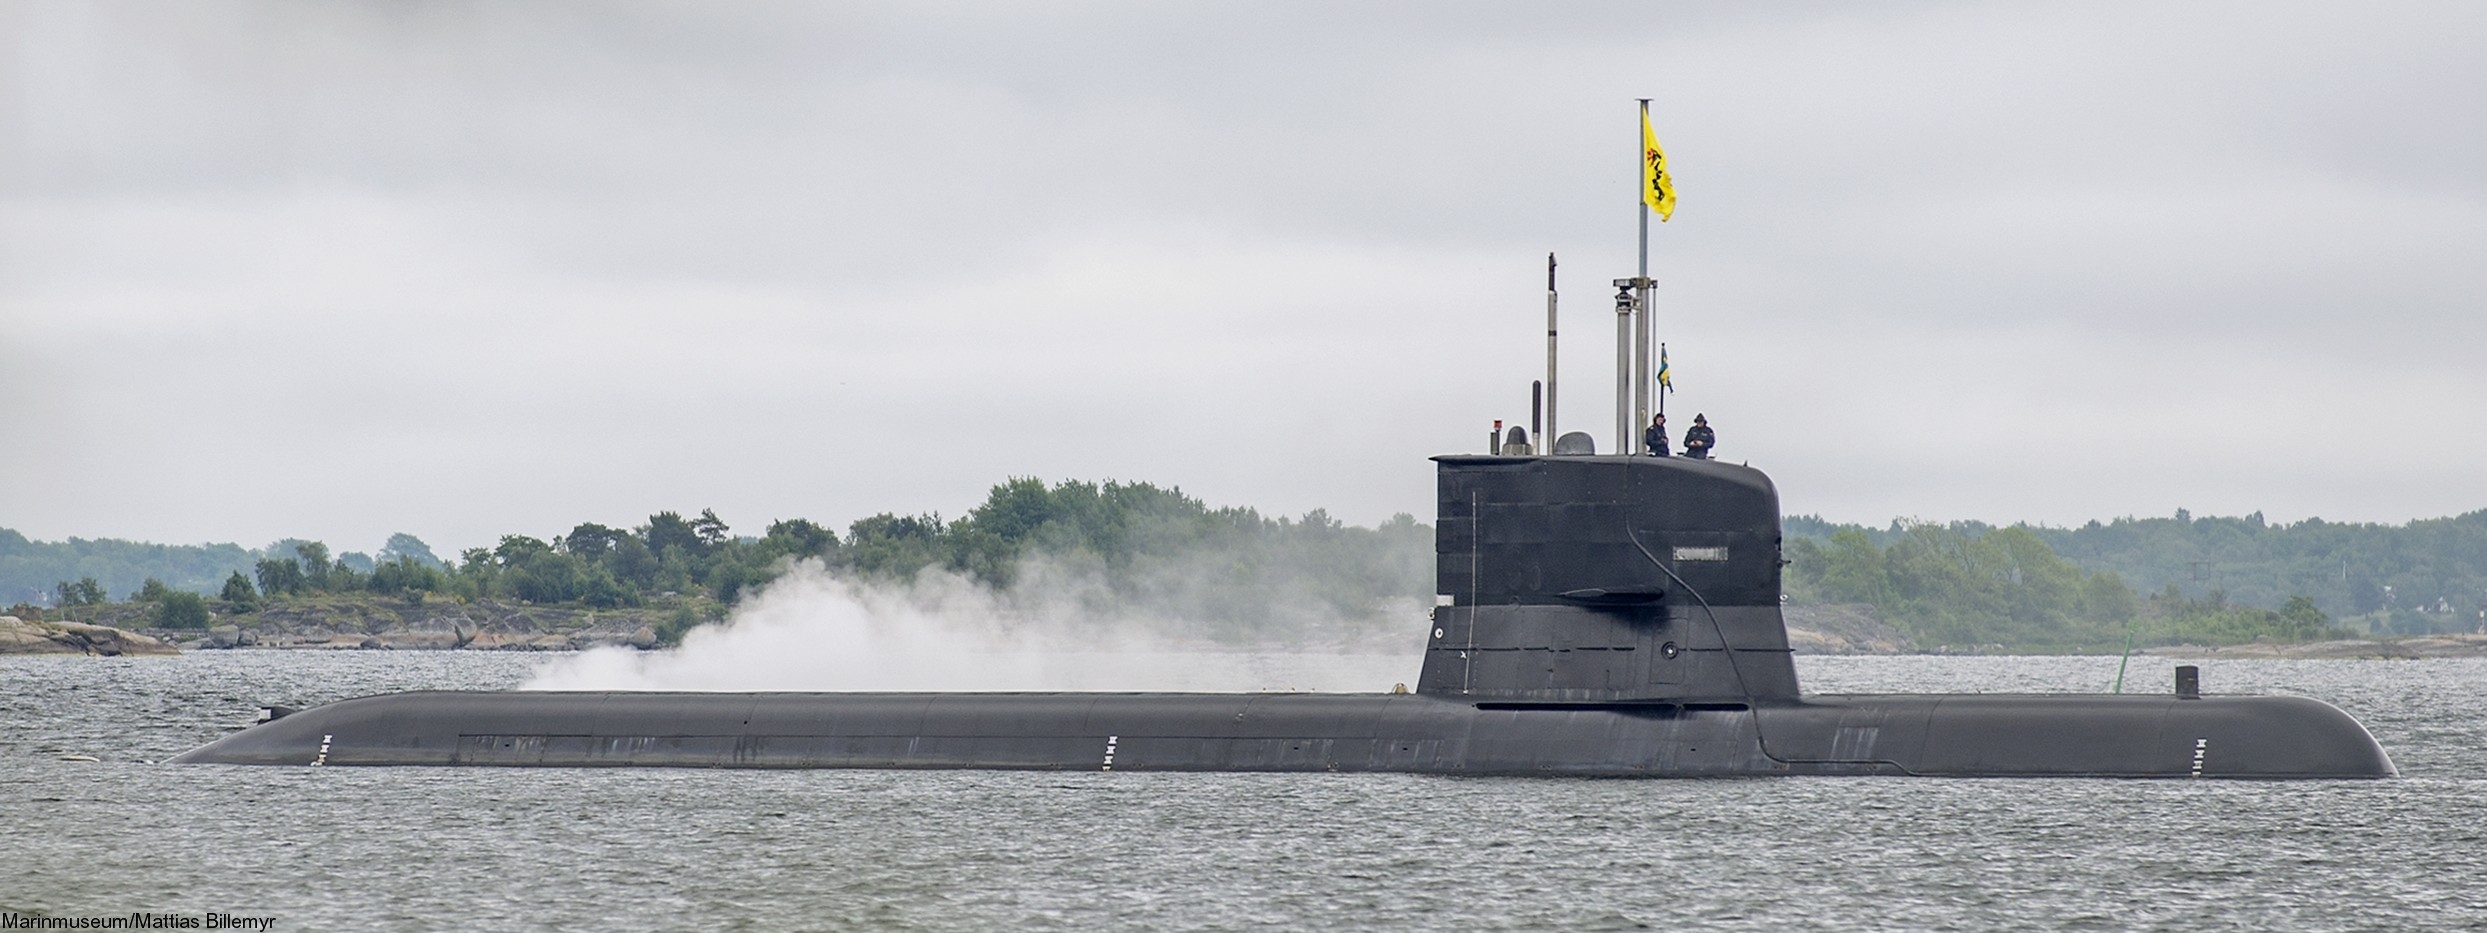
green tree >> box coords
[0,529,256,607]
[642,512,702,558]
[494,535,553,565]
[2081,571,2138,623]
[1783,536,1828,600]
[449,547,499,601]
[2280,594,2329,630]
[220,571,259,607]
[327,558,366,593]
[691,509,731,548]
[367,556,444,596]
[1817,530,1889,605]
[761,519,837,560]
[378,532,443,568]
[1786,522,2140,650]
[2145,587,2342,645]
[255,558,306,596]
[606,536,660,588]
[295,542,332,591]
[503,548,584,603]
[576,563,635,608]
[2348,577,2385,614]
[154,591,210,629]
[130,578,171,603]
[704,550,772,603]
[653,605,705,646]
[842,512,949,580]
[563,523,627,557]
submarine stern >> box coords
[1754,693,2395,778]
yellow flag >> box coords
[1642,109,1675,221]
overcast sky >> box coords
[4,1,2483,556]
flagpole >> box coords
[1634,99,1653,442]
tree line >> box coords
[0,529,254,610]
[1782,524,2341,652]
[14,487,2481,650]
[1787,507,2487,639]
[10,480,1437,644]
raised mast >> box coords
[1613,280,1631,453]
[1545,253,1558,454]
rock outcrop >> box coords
[1782,603,1915,655]
[183,599,668,651]
[0,615,180,656]
[43,597,684,652]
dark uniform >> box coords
[1682,415,1715,460]
[1644,417,1670,457]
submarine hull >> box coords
[170,690,2394,778]
[170,455,2399,778]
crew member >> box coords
[1644,414,1670,457]
[1682,414,1715,460]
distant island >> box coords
[7,477,2485,656]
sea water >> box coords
[2,651,2482,931]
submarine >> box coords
[173,198,2392,776]
[171,446,2395,777]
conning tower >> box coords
[1419,451,1798,702]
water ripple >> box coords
[1,653,2480,930]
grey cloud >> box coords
[3,1,2482,552]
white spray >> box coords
[523,558,1427,693]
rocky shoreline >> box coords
[10,598,677,655]
[0,615,179,656]
[2143,632,2487,660]
[1782,604,1915,655]
[7,601,1912,657]
[9,599,2485,659]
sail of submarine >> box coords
[171,209,2395,777]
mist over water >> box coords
[523,559,1427,693]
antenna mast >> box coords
[1545,253,1558,453]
